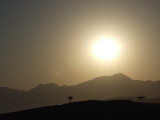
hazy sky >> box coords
[1,0,160,90]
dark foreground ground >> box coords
[0,100,160,120]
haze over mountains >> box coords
[1,73,160,114]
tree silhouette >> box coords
[137,96,145,101]
[68,96,73,103]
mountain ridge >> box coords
[0,73,160,114]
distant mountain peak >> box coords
[111,73,132,80]
[112,73,127,77]
[36,83,58,88]
[28,83,59,92]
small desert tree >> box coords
[137,96,145,101]
[68,96,73,103]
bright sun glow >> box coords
[93,38,120,60]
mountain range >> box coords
[0,73,160,114]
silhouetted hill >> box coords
[108,96,160,103]
[0,73,160,113]
[0,100,160,120]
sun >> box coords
[93,38,120,60]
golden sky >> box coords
[1,0,160,90]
